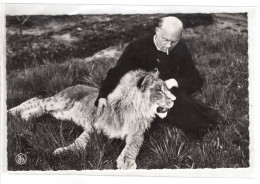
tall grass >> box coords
[7,56,120,109]
[6,15,249,170]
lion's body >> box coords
[9,69,175,169]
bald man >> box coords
[94,16,219,133]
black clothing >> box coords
[95,35,203,102]
[95,35,220,131]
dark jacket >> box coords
[95,35,203,106]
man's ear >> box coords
[155,27,159,34]
[137,75,154,92]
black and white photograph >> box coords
[1,2,259,180]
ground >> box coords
[6,13,249,170]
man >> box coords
[94,16,219,132]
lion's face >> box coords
[151,80,176,118]
[138,71,176,119]
[149,79,176,119]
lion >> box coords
[8,69,176,169]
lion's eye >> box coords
[157,89,163,93]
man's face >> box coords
[155,26,182,53]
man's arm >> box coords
[174,42,203,93]
[94,43,135,106]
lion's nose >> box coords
[170,95,176,102]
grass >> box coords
[6,13,249,170]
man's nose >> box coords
[166,41,171,48]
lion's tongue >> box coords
[157,107,168,113]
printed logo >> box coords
[15,153,27,165]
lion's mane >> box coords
[96,70,157,138]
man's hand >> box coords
[165,78,178,89]
[96,98,107,116]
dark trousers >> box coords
[162,88,220,132]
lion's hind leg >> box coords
[53,130,91,155]
[8,96,72,121]
[8,97,45,120]
[8,97,39,116]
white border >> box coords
[2,4,256,15]
[1,0,260,6]
[1,1,260,183]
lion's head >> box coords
[136,69,176,119]
[108,69,176,120]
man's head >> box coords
[155,16,183,53]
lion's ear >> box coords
[137,75,154,91]
[152,68,160,78]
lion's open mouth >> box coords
[157,107,170,113]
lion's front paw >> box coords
[117,155,137,170]
[53,147,67,155]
